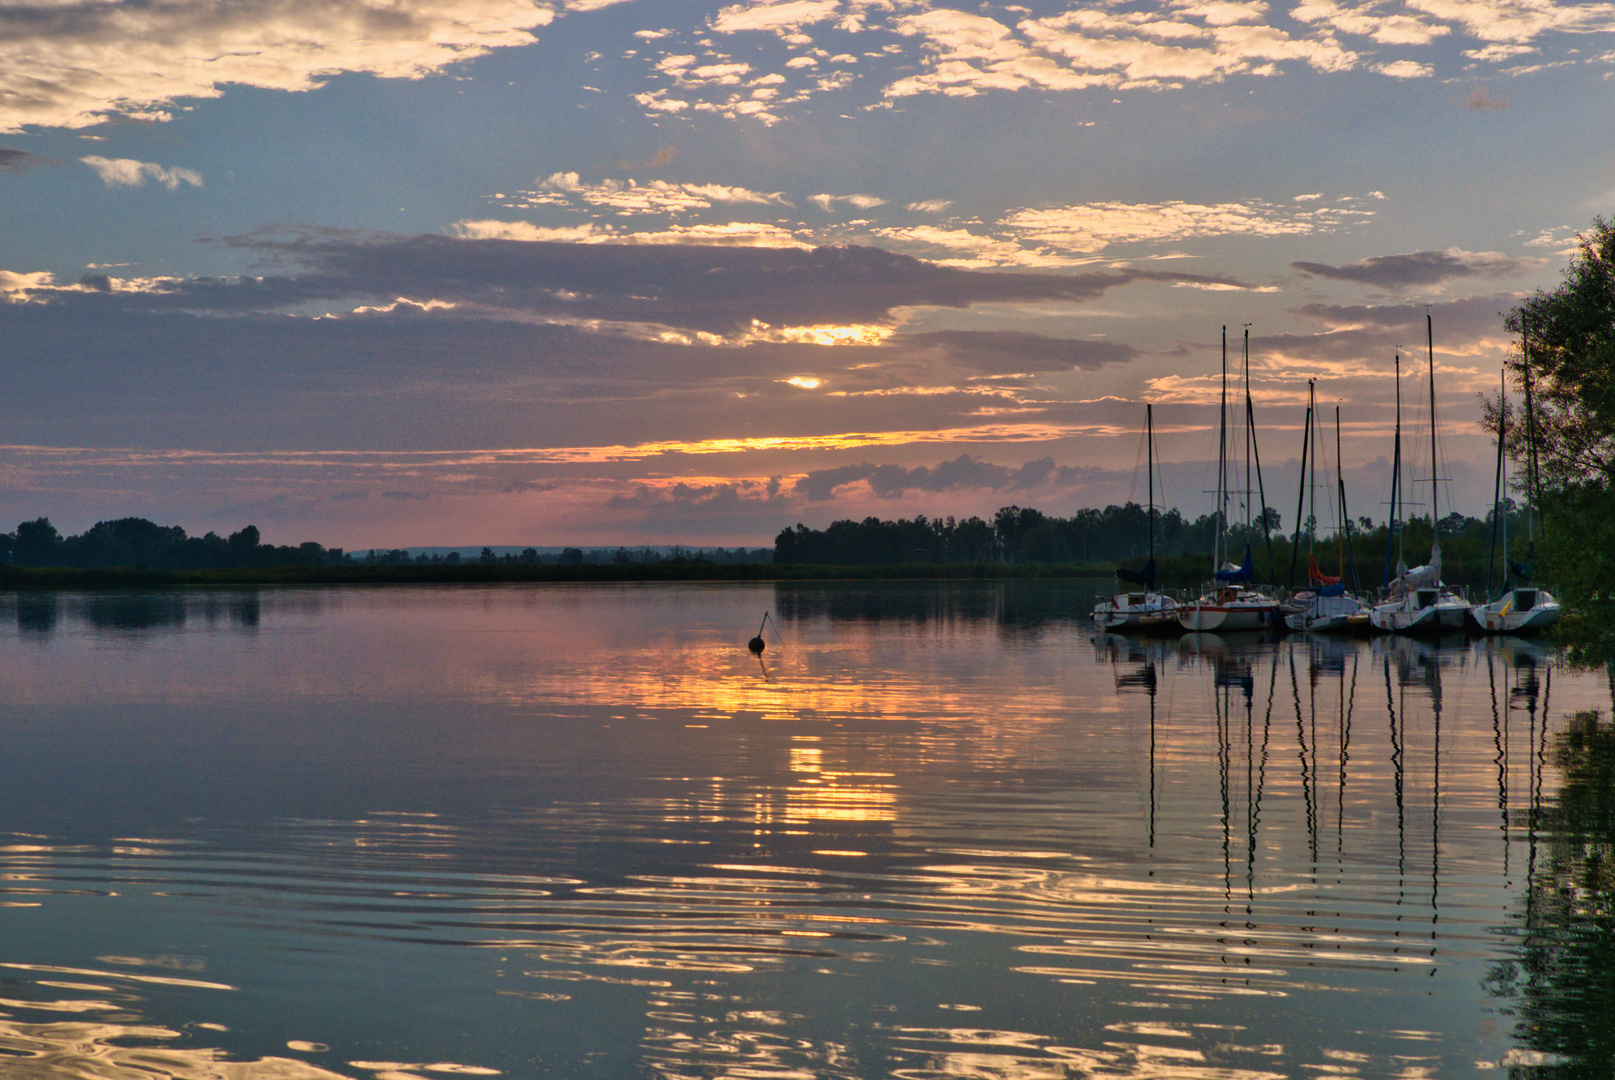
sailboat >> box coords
[1178,327,1285,632]
[1285,389,1370,632]
[1469,325,1562,634]
[1093,403,1179,632]
[1369,315,1468,634]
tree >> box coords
[228,525,261,553]
[1499,217,1615,491]
[1498,217,1615,661]
[13,518,62,565]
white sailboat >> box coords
[1179,327,1284,633]
[1286,397,1370,633]
[1369,315,1468,635]
[1093,403,1179,632]
[1469,327,1562,635]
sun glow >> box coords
[784,376,822,389]
[744,320,895,346]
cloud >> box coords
[0,0,556,132]
[1000,197,1375,253]
[1247,292,1522,368]
[594,477,799,538]
[452,221,608,242]
[906,200,955,214]
[642,49,810,124]
[884,6,1361,100]
[1464,83,1509,107]
[81,156,203,190]
[889,331,1139,375]
[517,172,794,214]
[1291,248,1534,288]
[0,146,53,174]
[1464,41,1538,60]
[1377,58,1435,76]
[0,270,59,298]
[810,193,888,212]
[626,0,1615,125]
[1405,0,1615,44]
[871,225,1087,268]
[8,231,1188,338]
[1291,0,1451,44]
[710,0,841,36]
[794,453,1075,501]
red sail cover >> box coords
[1307,555,1341,586]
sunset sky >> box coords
[3,0,1612,548]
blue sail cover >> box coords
[1316,582,1346,597]
[1117,557,1157,588]
[1511,560,1534,582]
[1214,544,1254,583]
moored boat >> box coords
[1469,327,1562,635]
[1181,582,1285,632]
[1471,585,1561,634]
[1282,392,1368,633]
[1092,404,1180,633]
[1176,327,1283,633]
[1368,316,1468,635]
[1093,584,1179,632]
[1286,584,1370,633]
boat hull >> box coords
[1177,600,1284,632]
[1092,593,1179,633]
[1284,592,1368,634]
[1468,589,1562,635]
[1368,594,1468,634]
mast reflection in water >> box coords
[0,583,1611,1079]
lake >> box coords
[1,582,1611,1079]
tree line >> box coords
[775,501,1536,590]
[0,517,339,569]
[0,517,774,571]
[775,504,1216,566]
[355,545,770,567]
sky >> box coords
[2,0,1612,548]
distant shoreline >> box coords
[0,562,1117,589]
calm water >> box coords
[2,583,1612,1079]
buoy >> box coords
[747,612,772,654]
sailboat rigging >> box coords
[1093,403,1179,631]
[1369,314,1468,634]
[1469,320,1562,634]
[1178,326,1284,632]
[1284,387,1369,633]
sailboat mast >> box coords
[1218,326,1228,569]
[1289,391,1311,589]
[1147,403,1156,561]
[1244,325,1253,534]
[1336,405,1358,592]
[1501,365,1509,585]
[1523,316,1537,545]
[1427,312,1439,529]
[1244,329,1276,580]
[1489,364,1506,598]
[1308,380,1318,555]
[1384,353,1404,586]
